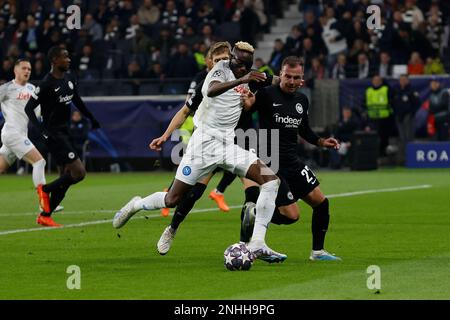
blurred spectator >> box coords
[254,57,273,76]
[155,27,176,68]
[253,0,268,33]
[48,0,68,35]
[161,0,179,30]
[268,39,287,74]
[401,0,424,31]
[426,13,444,56]
[138,0,160,27]
[148,62,164,80]
[321,7,347,71]
[329,106,359,169]
[428,78,450,141]
[377,51,393,78]
[82,13,103,42]
[240,0,260,46]
[183,0,198,27]
[69,111,90,161]
[37,19,54,55]
[28,1,44,27]
[76,44,98,80]
[408,51,424,75]
[166,42,198,78]
[30,58,45,81]
[24,15,39,53]
[174,15,189,40]
[299,0,322,20]
[193,42,208,70]
[347,39,366,66]
[330,53,349,79]
[0,58,14,82]
[125,14,140,40]
[392,74,420,163]
[424,55,445,75]
[356,53,371,79]
[197,1,217,26]
[285,25,303,56]
[200,24,216,48]
[364,75,394,157]
[118,0,136,29]
[308,57,325,80]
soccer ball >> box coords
[223,243,255,271]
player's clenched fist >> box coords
[149,136,167,151]
[240,71,267,84]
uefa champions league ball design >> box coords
[223,243,256,271]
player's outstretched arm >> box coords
[72,93,100,129]
[149,104,191,151]
[207,71,266,98]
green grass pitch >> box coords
[1,168,449,299]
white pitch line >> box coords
[0,184,432,236]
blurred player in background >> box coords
[25,46,100,227]
[0,59,49,213]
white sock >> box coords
[31,159,46,187]
[214,188,223,195]
[134,192,167,211]
[249,179,279,245]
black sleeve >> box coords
[186,79,204,111]
[25,84,47,134]
[252,87,270,113]
[72,88,97,122]
[298,101,320,146]
[249,73,273,93]
[25,97,43,133]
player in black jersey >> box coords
[25,46,100,227]
[241,56,342,261]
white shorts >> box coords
[175,129,259,186]
[0,130,35,166]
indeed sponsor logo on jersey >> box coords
[59,94,74,104]
[273,113,302,127]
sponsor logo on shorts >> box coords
[287,192,294,200]
[68,152,75,159]
[182,166,192,176]
[24,139,31,146]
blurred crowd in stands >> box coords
[268,0,450,83]
[1,0,449,84]
[0,0,279,83]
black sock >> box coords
[244,186,259,203]
[170,182,207,230]
[312,198,330,251]
[42,173,74,194]
[216,171,237,193]
[49,185,70,215]
[271,208,298,225]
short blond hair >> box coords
[206,41,231,60]
[234,41,255,54]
